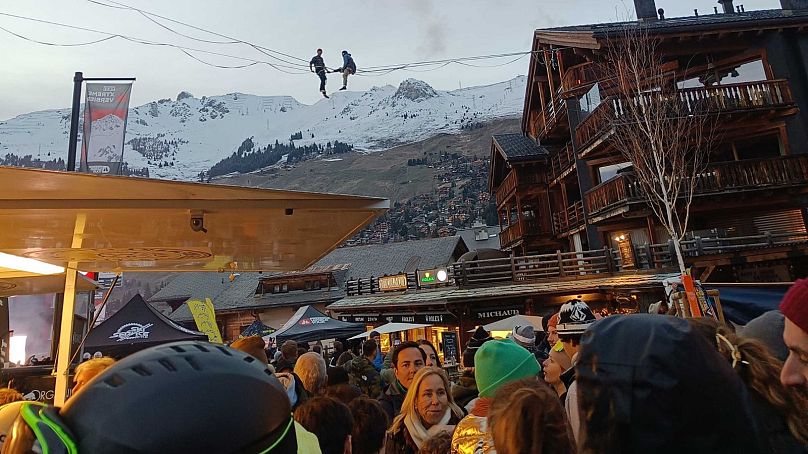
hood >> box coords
[274,372,298,407]
[576,315,764,454]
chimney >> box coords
[634,0,659,21]
[658,8,666,19]
[719,0,734,13]
[781,0,808,9]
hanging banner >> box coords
[187,298,223,343]
[0,297,8,367]
[80,82,133,174]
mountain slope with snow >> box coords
[0,76,525,180]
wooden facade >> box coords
[490,3,808,281]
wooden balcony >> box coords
[549,143,576,185]
[452,248,615,286]
[575,79,795,152]
[500,218,548,249]
[561,62,602,98]
[495,170,519,206]
[552,200,585,236]
[533,86,567,140]
[585,155,808,220]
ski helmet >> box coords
[59,341,297,453]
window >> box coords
[598,162,632,184]
[580,83,602,114]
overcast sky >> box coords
[0,0,779,120]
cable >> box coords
[88,0,311,67]
[0,12,310,74]
[0,25,118,46]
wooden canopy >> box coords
[0,166,389,274]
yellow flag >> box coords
[187,298,223,344]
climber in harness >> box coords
[310,48,330,98]
[335,50,356,91]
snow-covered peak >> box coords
[0,75,526,181]
[394,79,438,101]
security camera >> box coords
[190,214,207,233]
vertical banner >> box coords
[187,298,223,344]
[80,83,133,174]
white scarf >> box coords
[404,408,452,448]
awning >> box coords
[0,166,388,272]
[705,284,791,325]
[348,322,432,340]
[274,305,365,343]
[475,314,544,333]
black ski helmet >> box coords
[60,341,297,453]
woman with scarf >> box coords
[385,367,465,454]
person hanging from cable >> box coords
[309,48,329,98]
[335,50,356,90]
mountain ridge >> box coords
[0,76,526,181]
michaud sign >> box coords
[473,306,522,320]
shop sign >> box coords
[338,314,381,323]
[417,268,449,287]
[442,331,459,364]
[383,313,458,324]
[473,306,522,320]
[379,274,408,292]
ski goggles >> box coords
[4,403,77,454]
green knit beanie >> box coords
[474,339,541,398]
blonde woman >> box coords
[385,367,465,454]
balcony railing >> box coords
[585,155,808,218]
[552,200,585,235]
[340,230,808,292]
[452,248,615,286]
[561,62,602,98]
[575,79,795,151]
[534,86,567,139]
[495,170,519,206]
[500,219,546,247]
[549,143,576,184]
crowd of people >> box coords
[0,279,806,453]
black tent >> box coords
[274,305,364,343]
[84,294,207,357]
[240,320,276,338]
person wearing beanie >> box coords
[451,339,541,454]
[512,325,546,363]
[739,310,789,362]
[453,326,493,411]
[547,312,561,346]
[780,279,808,389]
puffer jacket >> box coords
[450,399,495,454]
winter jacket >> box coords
[341,52,356,72]
[451,370,478,410]
[373,349,384,371]
[576,314,766,454]
[309,55,326,73]
[385,413,462,454]
[379,382,406,422]
[344,355,383,398]
[450,398,496,454]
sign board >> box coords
[473,305,521,320]
[338,314,381,323]
[339,312,458,325]
[417,268,449,287]
[616,234,636,269]
[80,83,133,174]
[378,274,408,292]
[442,331,459,365]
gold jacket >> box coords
[450,414,496,454]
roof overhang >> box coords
[0,273,98,297]
[0,167,388,273]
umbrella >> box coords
[348,322,432,340]
[470,314,544,333]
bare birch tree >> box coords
[600,27,715,273]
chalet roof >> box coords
[492,134,549,162]
[456,225,501,251]
[328,272,678,310]
[315,236,468,281]
[539,9,808,38]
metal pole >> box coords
[67,72,83,172]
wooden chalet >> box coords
[492,0,808,281]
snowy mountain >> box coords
[0,76,526,181]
